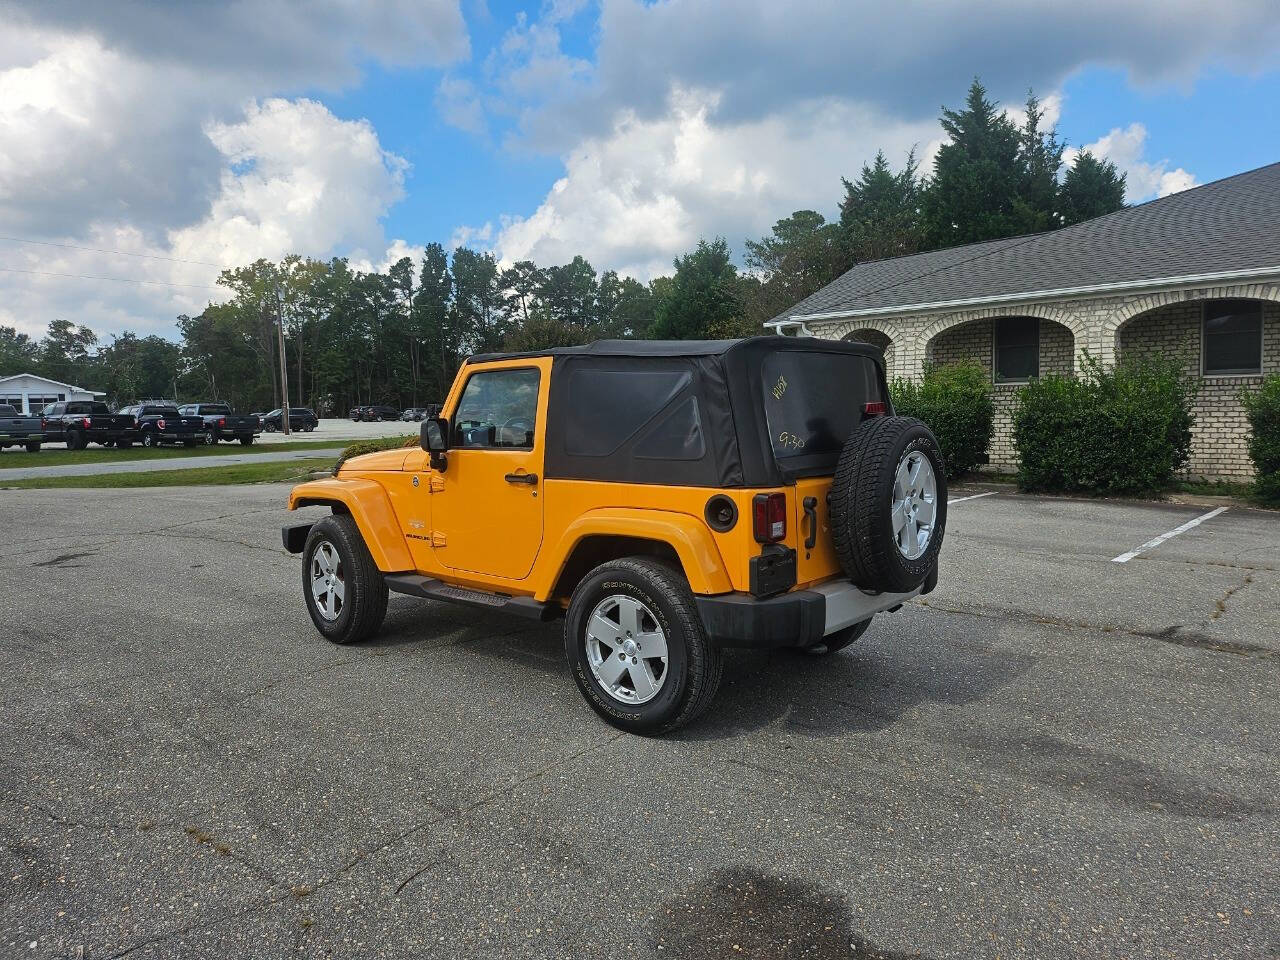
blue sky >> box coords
[2,0,1279,338]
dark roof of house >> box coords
[777,161,1280,322]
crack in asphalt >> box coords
[915,597,1278,660]
[1209,573,1254,621]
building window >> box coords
[1203,300,1263,375]
[994,317,1039,383]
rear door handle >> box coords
[505,472,538,485]
[803,496,819,549]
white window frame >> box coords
[1200,300,1264,378]
[992,317,1040,385]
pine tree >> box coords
[1013,91,1065,233]
[839,150,923,264]
[649,239,744,340]
[1059,151,1128,225]
[921,79,1025,248]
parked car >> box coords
[353,404,399,422]
[118,404,204,448]
[263,407,319,432]
[0,403,43,452]
[178,403,263,446]
[41,400,135,449]
[400,407,426,421]
[281,336,947,734]
[349,406,368,421]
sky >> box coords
[1,0,1279,343]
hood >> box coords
[339,449,412,473]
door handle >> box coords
[803,496,818,549]
[504,472,538,485]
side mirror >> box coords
[421,417,449,471]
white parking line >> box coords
[948,491,998,505]
[1110,506,1228,563]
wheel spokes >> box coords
[587,612,623,648]
[627,659,657,701]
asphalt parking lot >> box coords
[2,485,1277,959]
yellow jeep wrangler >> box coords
[283,337,946,733]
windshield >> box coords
[761,350,881,466]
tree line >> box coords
[0,79,1126,413]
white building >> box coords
[0,373,106,415]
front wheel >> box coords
[239,436,254,446]
[183,439,197,448]
[65,429,84,451]
[204,430,217,445]
[302,515,388,644]
[141,431,157,448]
[565,557,722,735]
[265,422,277,433]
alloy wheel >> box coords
[584,594,668,705]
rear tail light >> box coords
[157,418,166,430]
[752,492,787,543]
[82,417,91,429]
[863,401,886,416]
[218,417,226,428]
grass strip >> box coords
[0,439,351,469]
[1,458,335,489]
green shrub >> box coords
[1013,353,1194,495]
[337,434,417,467]
[890,362,994,479]
[1241,375,1280,503]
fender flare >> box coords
[540,507,732,599]
[287,477,413,572]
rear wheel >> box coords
[102,439,115,448]
[183,439,197,448]
[239,436,254,446]
[204,430,217,445]
[565,557,722,735]
[302,515,388,644]
[65,429,84,451]
[829,416,947,593]
[141,431,157,448]
[25,442,40,453]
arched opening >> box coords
[841,328,894,374]
[922,315,1076,471]
[1115,296,1278,479]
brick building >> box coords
[769,163,1280,480]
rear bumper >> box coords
[695,566,936,649]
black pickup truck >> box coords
[41,400,136,449]
[178,403,263,446]
[0,403,44,452]
[118,404,204,448]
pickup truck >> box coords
[118,404,204,448]
[178,403,263,445]
[283,336,947,734]
[41,400,136,449]
[0,403,43,452]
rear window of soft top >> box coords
[761,350,880,464]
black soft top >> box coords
[477,336,888,487]
[468,335,880,364]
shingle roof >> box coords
[776,161,1280,322]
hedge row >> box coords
[1012,354,1194,495]
[890,362,994,480]
[1242,375,1280,503]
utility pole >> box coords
[275,282,292,436]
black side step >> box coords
[384,574,560,621]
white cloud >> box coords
[1070,123,1197,201]
[482,89,937,279]
[0,3,466,339]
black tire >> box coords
[118,440,133,449]
[141,431,157,448]
[183,439,197,448]
[799,617,872,656]
[239,436,254,446]
[25,442,40,453]
[829,415,947,593]
[565,557,722,735]
[302,515,388,645]
[204,430,217,445]
[102,439,115,448]
[65,429,84,451]
[265,422,277,433]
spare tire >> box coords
[828,415,946,593]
